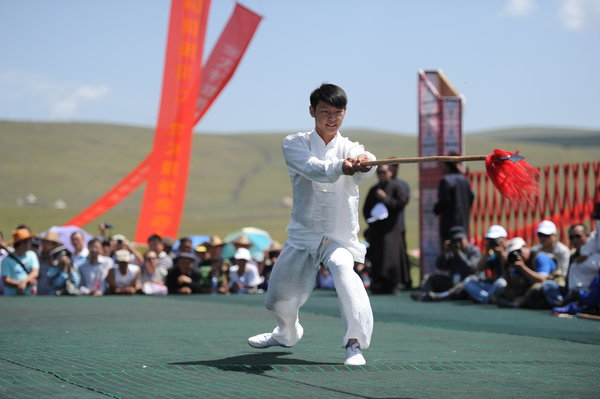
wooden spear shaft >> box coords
[362,155,487,167]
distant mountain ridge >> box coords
[0,120,597,245]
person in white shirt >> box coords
[247,83,376,366]
[229,248,263,293]
[78,239,113,296]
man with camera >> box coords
[463,225,509,304]
[496,236,564,308]
[411,225,481,301]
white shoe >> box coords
[248,333,286,349]
[344,342,366,366]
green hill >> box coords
[0,120,598,249]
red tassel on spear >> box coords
[362,149,540,205]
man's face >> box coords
[568,226,587,249]
[148,238,163,253]
[71,233,84,251]
[310,101,345,137]
[178,258,194,272]
[89,241,102,258]
[376,166,392,183]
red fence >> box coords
[469,161,600,248]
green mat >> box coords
[1,291,599,398]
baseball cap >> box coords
[486,225,508,239]
[537,220,557,235]
[506,237,526,253]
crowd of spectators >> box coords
[2,216,599,317]
[411,216,600,316]
[0,224,283,297]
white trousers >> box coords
[264,237,373,348]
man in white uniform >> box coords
[247,83,376,366]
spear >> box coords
[362,148,540,205]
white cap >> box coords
[486,225,508,239]
[506,237,526,253]
[537,220,557,235]
[234,247,252,261]
[115,249,130,263]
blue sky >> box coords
[1,0,599,134]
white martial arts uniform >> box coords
[265,130,376,348]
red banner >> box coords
[64,3,262,234]
[133,0,211,242]
[194,3,262,124]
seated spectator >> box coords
[531,220,570,276]
[463,225,509,304]
[543,223,599,306]
[229,248,263,294]
[316,264,336,290]
[47,246,80,296]
[139,250,168,295]
[78,238,114,296]
[411,226,481,301]
[177,237,194,254]
[70,231,89,269]
[110,234,143,265]
[259,241,283,291]
[497,237,564,308]
[107,249,141,295]
[1,228,40,296]
[166,252,202,294]
[147,234,173,271]
[37,230,64,295]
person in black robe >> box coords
[433,160,474,244]
[363,164,411,294]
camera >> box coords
[103,222,113,229]
[593,202,600,221]
[507,250,522,263]
[487,238,500,248]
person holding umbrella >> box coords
[247,83,376,366]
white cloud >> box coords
[49,85,110,118]
[557,0,600,31]
[0,70,110,119]
[502,0,537,18]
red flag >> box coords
[134,0,211,242]
[63,3,262,233]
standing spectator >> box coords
[78,238,113,296]
[47,246,80,296]
[433,156,474,243]
[363,164,411,294]
[70,231,89,270]
[139,250,168,295]
[147,234,173,272]
[1,228,40,296]
[166,252,202,294]
[107,249,141,295]
[177,237,194,254]
[411,226,480,301]
[37,230,64,295]
[229,248,263,293]
[531,220,570,276]
[463,225,509,304]
[110,234,143,265]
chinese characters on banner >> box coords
[134,0,211,242]
[64,3,262,241]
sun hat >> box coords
[41,230,63,245]
[486,225,508,239]
[204,235,225,247]
[9,228,37,245]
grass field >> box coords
[0,120,598,249]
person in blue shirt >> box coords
[1,228,40,296]
[47,246,81,296]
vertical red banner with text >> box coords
[134,0,211,242]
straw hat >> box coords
[232,234,253,248]
[205,235,225,247]
[41,230,63,245]
[9,228,38,246]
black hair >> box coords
[87,238,101,248]
[147,234,162,242]
[310,83,347,109]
